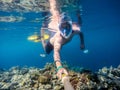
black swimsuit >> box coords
[45,41,53,54]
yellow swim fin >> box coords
[27,35,39,41]
[27,34,50,43]
[43,34,50,40]
[34,39,41,42]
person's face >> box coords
[60,21,71,30]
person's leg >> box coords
[44,41,53,54]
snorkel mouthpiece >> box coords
[60,28,72,39]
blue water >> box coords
[0,0,120,71]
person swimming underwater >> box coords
[41,0,86,80]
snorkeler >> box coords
[41,0,85,80]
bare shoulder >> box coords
[72,23,81,32]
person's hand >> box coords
[57,67,68,80]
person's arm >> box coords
[72,23,85,50]
[76,10,82,26]
[48,0,60,30]
[75,10,85,50]
[53,40,62,67]
[79,31,85,50]
[49,0,68,79]
[49,0,60,17]
[54,39,68,79]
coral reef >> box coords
[0,63,120,90]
